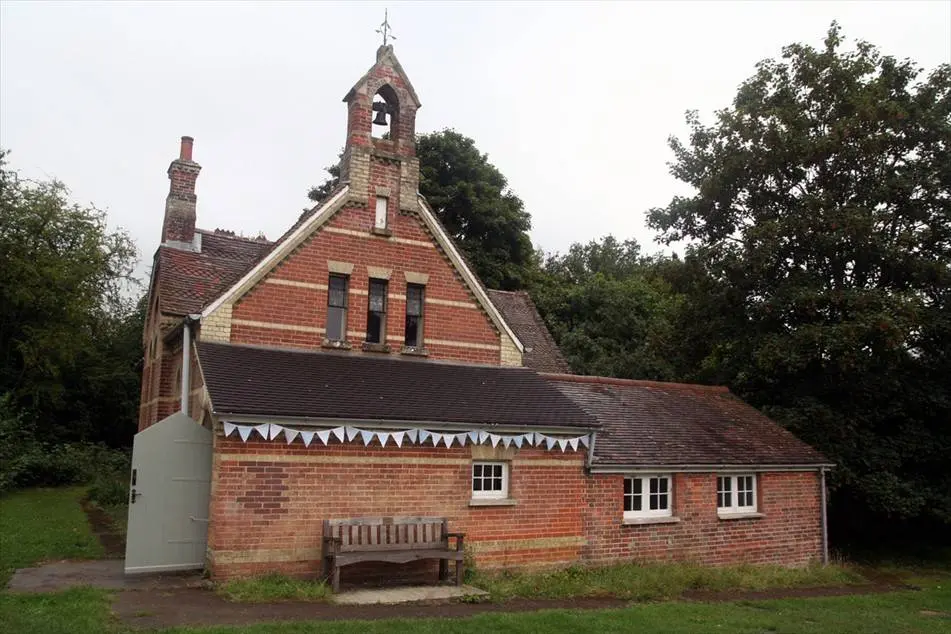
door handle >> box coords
[130,489,141,504]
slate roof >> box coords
[546,374,830,467]
[486,290,570,373]
[156,230,271,315]
[197,342,598,429]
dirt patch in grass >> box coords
[79,496,124,558]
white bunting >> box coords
[580,435,590,448]
[346,427,361,442]
[489,434,502,448]
[284,428,299,444]
[419,429,431,444]
[512,434,524,449]
[316,429,331,446]
[253,423,270,440]
[502,435,513,449]
[568,437,580,452]
[300,430,315,447]
[237,425,253,442]
[405,428,418,443]
[223,422,237,437]
[359,429,374,446]
[392,431,404,447]
[331,427,346,443]
[378,431,390,447]
[268,424,283,440]
[544,435,557,450]
[468,431,480,445]
[442,434,455,448]
[557,438,568,452]
[456,433,468,447]
[478,431,489,444]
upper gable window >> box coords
[404,283,425,348]
[326,274,349,342]
[366,279,388,344]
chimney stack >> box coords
[162,136,201,247]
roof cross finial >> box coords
[376,9,396,47]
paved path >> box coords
[7,559,202,593]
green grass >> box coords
[217,574,332,602]
[101,502,128,539]
[0,487,103,585]
[470,561,865,601]
[0,587,117,634]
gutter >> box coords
[589,463,836,473]
[180,314,200,415]
[820,466,829,564]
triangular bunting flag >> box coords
[442,434,455,448]
[478,431,489,444]
[405,428,418,443]
[513,434,524,449]
[378,431,390,447]
[392,431,404,447]
[468,431,480,444]
[284,428,299,444]
[419,429,431,444]
[360,429,375,446]
[557,438,568,452]
[546,436,558,451]
[489,434,502,448]
[580,435,590,448]
[268,423,283,440]
[568,437,580,451]
[331,427,346,443]
[223,422,237,437]
[300,430,315,447]
[316,429,331,445]
[237,425,253,442]
[502,435,513,448]
[253,423,270,440]
[345,427,360,442]
[456,433,468,447]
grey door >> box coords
[124,412,213,575]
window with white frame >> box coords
[717,474,757,514]
[623,474,672,519]
[471,462,508,499]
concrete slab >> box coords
[7,559,203,593]
[333,584,488,605]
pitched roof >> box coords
[487,290,570,373]
[546,374,829,467]
[156,230,271,315]
[197,342,598,430]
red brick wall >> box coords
[230,202,503,364]
[583,472,822,567]
[206,435,587,580]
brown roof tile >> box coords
[197,342,599,429]
[487,290,570,373]
[545,374,829,467]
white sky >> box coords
[2,1,949,283]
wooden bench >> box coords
[321,517,464,592]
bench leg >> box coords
[331,562,341,593]
[456,559,464,586]
[439,558,448,583]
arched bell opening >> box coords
[371,84,400,141]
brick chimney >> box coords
[162,136,201,247]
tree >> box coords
[0,151,141,445]
[648,24,951,536]
[308,130,536,290]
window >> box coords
[326,274,349,341]
[374,196,388,230]
[472,462,508,499]
[624,475,672,519]
[404,283,424,348]
[366,279,388,344]
[717,474,757,514]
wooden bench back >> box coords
[324,517,448,552]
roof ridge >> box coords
[541,373,730,393]
[195,228,273,244]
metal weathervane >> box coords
[377,9,396,46]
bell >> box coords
[372,109,388,126]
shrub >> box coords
[87,474,129,507]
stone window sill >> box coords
[622,516,681,526]
[371,227,393,237]
[468,498,518,507]
[717,512,765,521]
[321,339,352,351]
[400,346,429,357]
[361,342,391,353]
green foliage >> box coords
[0,151,144,450]
[87,472,130,508]
[648,24,951,531]
[0,487,104,584]
[471,562,863,602]
[217,573,332,603]
[308,130,536,290]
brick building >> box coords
[132,44,831,581]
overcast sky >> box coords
[2,1,949,282]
